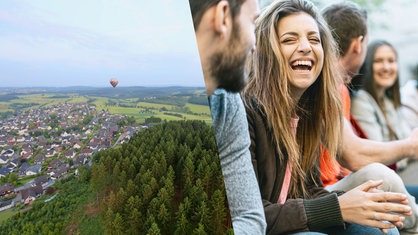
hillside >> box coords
[0,120,232,234]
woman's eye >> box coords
[309,38,320,43]
[282,38,295,43]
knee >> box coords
[359,163,403,190]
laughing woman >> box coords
[243,0,410,234]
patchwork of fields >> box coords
[0,88,212,124]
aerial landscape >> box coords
[0,0,233,233]
[0,86,233,234]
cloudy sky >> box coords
[0,0,204,87]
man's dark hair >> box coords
[189,0,247,30]
[322,1,367,56]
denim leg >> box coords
[406,185,418,200]
[318,223,399,235]
[290,232,327,235]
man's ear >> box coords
[352,35,364,54]
[213,1,232,38]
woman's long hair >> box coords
[244,0,343,198]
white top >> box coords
[351,89,411,141]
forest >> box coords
[0,120,232,235]
[90,120,232,234]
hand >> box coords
[338,180,412,233]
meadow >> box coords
[0,87,212,124]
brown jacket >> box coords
[244,97,344,234]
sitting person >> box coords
[322,3,418,233]
[351,40,411,172]
[243,0,411,234]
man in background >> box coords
[188,0,266,234]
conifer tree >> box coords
[104,208,114,234]
[147,222,161,235]
[108,191,117,212]
[127,208,142,234]
[157,204,170,233]
[174,210,189,235]
[112,213,124,235]
[193,223,207,235]
[210,189,227,234]
[125,179,136,197]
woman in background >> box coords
[351,40,411,171]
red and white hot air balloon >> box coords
[110,78,118,88]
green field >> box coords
[186,103,211,115]
[0,94,90,113]
[137,101,175,109]
[0,93,212,124]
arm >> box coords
[209,90,266,235]
[341,119,418,171]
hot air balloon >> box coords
[110,79,118,88]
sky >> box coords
[0,0,204,87]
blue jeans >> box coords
[290,233,327,235]
[318,224,399,235]
[290,224,399,235]
[406,185,418,200]
[291,233,327,235]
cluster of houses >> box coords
[0,175,49,212]
[0,102,142,211]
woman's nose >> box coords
[298,38,312,54]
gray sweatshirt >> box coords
[209,88,266,235]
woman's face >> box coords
[277,12,324,98]
[372,44,398,90]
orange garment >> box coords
[341,85,351,120]
[320,85,352,187]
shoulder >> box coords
[352,89,372,100]
[351,90,379,115]
[209,88,247,129]
[351,90,375,105]
[209,89,242,114]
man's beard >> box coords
[209,23,248,93]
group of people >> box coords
[189,0,418,234]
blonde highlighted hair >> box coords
[244,0,343,198]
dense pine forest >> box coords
[0,120,232,234]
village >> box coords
[0,103,143,212]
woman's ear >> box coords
[213,1,232,38]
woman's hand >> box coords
[338,180,412,233]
